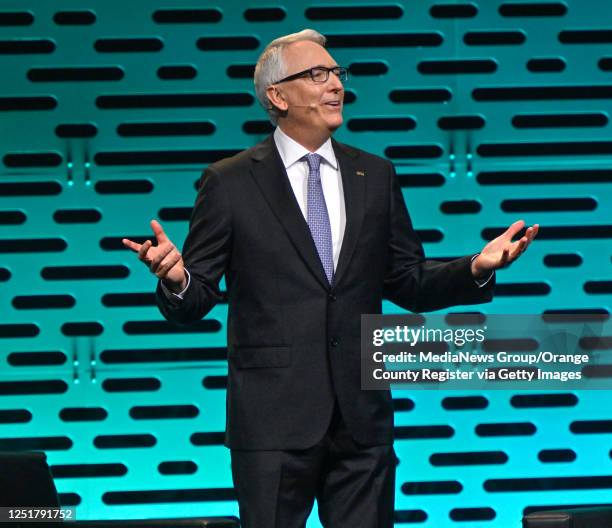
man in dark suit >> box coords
[123,29,537,528]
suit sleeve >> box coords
[156,166,232,325]
[382,161,494,313]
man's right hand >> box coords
[122,219,187,293]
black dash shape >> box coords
[130,405,199,419]
[28,67,123,82]
[95,180,153,194]
[527,58,565,72]
[538,449,576,462]
[0,211,26,225]
[52,463,127,478]
[0,12,34,26]
[442,396,488,410]
[102,378,161,392]
[0,238,66,253]
[500,3,567,17]
[395,425,454,439]
[485,475,612,492]
[41,265,129,280]
[54,11,96,25]
[244,8,286,21]
[0,96,57,111]
[54,209,101,223]
[60,407,108,422]
[102,487,235,504]
[153,9,222,23]
[0,436,71,450]
[390,88,452,103]
[544,253,582,267]
[0,39,55,54]
[464,31,526,46]
[157,65,197,79]
[0,380,67,395]
[306,5,403,20]
[476,422,536,436]
[94,434,156,448]
[0,409,32,423]
[4,152,62,167]
[419,59,496,74]
[402,480,462,495]
[95,38,163,53]
[511,393,577,408]
[478,169,612,185]
[197,36,259,51]
[430,4,478,18]
[123,320,222,335]
[158,461,197,474]
[327,33,442,48]
[96,93,253,109]
[61,322,103,336]
[12,294,75,309]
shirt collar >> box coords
[273,126,338,170]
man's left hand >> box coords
[471,220,539,279]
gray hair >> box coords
[254,29,327,125]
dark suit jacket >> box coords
[156,134,494,450]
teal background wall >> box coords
[0,0,611,525]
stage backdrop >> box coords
[1,0,611,526]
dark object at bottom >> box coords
[523,506,612,528]
[0,451,239,527]
[68,520,237,527]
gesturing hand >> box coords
[471,220,539,279]
[122,219,187,292]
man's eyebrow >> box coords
[310,64,339,69]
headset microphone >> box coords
[286,103,318,109]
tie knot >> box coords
[303,152,322,173]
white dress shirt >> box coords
[273,126,346,271]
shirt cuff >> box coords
[160,269,191,300]
[470,254,494,288]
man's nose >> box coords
[327,72,343,91]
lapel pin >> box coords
[356,170,365,176]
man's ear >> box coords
[266,85,288,112]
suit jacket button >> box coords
[328,293,336,302]
[330,338,339,347]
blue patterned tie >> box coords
[304,153,334,284]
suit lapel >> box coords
[332,138,366,288]
[250,135,331,289]
[249,135,367,291]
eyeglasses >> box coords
[273,66,348,85]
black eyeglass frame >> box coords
[273,66,348,85]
